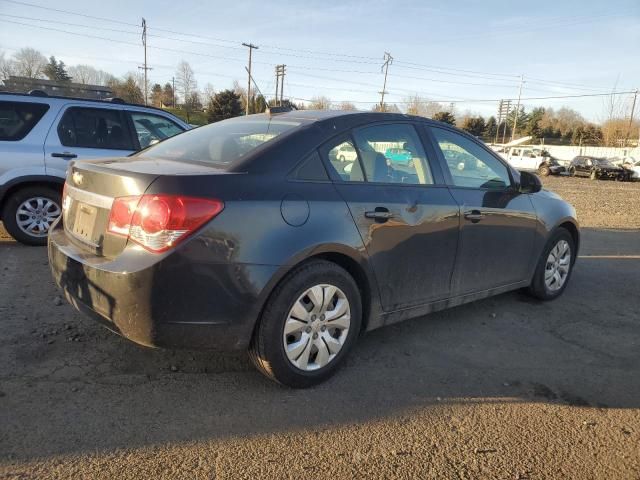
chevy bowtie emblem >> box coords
[72,171,83,186]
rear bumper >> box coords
[549,165,565,174]
[48,220,279,351]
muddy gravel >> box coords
[1,176,639,479]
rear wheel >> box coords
[249,260,362,388]
[590,170,598,180]
[568,167,576,177]
[527,228,575,301]
[1,186,62,246]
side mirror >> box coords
[519,170,542,193]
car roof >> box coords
[255,109,433,127]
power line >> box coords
[0,0,139,26]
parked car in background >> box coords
[384,147,413,165]
[333,142,357,162]
[612,157,640,181]
[0,92,190,245]
[506,147,565,176]
[49,110,579,388]
[568,156,628,181]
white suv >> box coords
[0,92,190,245]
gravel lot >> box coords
[1,176,639,479]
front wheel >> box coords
[249,260,362,388]
[538,164,551,176]
[527,228,575,301]
[590,170,598,180]
[1,186,62,246]
[568,167,576,177]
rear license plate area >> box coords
[72,203,97,243]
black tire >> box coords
[527,228,575,301]
[1,186,62,246]
[590,170,598,180]
[249,259,362,388]
[538,164,551,176]
[568,167,576,177]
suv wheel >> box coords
[2,186,62,246]
[538,164,551,176]
[527,228,575,301]
[590,170,598,180]
[568,167,576,177]
[249,260,362,388]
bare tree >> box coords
[404,94,443,117]
[202,82,216,105]
[308,96,332,110]
[338,101,356,111]
[12,48,47,78]
[67,65,114,86]
[0,50,16,80]
[176,61,197,106]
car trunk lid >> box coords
[62,157,228,257]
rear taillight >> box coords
[107,194,223,253]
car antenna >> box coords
[244,66,292,115]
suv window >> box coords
[129,112,184,148]
[0,101,49,141]
[58,107,133,150]
[431,127,510,190]
[352,123,433,185]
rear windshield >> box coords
[0,101,49,141]
[137,116,301,167]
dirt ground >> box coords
[0,177,639,479]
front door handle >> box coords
[51,152,78,159]
[365,208,394,222]
[463,210,484,223]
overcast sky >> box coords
[1,0,638,121]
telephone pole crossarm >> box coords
[379,52,393,111]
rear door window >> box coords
[0,101,49,141]
[128,112,185,149]
[57,107,134,150]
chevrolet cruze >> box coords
[48,110,579,387]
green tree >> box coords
[108,75,144,104]
[432,111,456,125]
[43,56,71,82]
[207,89,242,123]
[150,83,163,107]
[484,116,497,139]
[460,116,486,137]
[162,83,175,107]
[525,107,545,138]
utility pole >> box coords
[138,18,152,105]
[275,64,286,106]
[242,42,258,115]
[172,76,175,108]
[379,52,393,111]
[624,89,638,147]
[511,74,524,142]
[497,99,512,145]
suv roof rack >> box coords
[0,91,181,117]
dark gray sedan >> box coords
[48,110,579,387]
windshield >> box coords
[593,158,613,166]
[137,116,301,167]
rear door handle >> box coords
[365,208,394,222]
[463,210,484,223]
[51,152,78,159]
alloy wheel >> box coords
[283,284,351,371]
[544,239,571,292]
[15,196,61,238]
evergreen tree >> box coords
[207,89,242,123]
[432,111,456,125]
